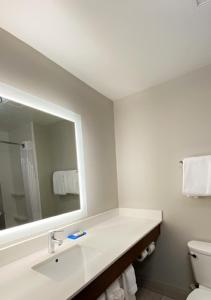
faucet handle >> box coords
[53,229,64,234]
[50,229,65,241]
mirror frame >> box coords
[0,81,87,247]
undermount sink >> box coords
[33,244,102,281]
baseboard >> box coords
[136,278,189,300]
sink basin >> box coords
[33,245,102,281]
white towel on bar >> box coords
[183,155,211,197]
[106,279,125,300]
[122,265,137,300]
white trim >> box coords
[0,81,87,246]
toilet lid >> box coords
[187,288,211,300]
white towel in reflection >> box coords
[106,279,125,300]
[65,170,79,194]
[53,171,66,195]
[53,170,79,195]
[183,155,211,196]
[122,265,137,300]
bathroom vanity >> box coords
[0,208,162,300]
[74,214,161,300]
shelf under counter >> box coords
[72,224,161,300]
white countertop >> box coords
[0,208,162,300]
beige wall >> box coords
[0,29,118,216]
[33,123,56,218]
[34,120,80,218]
[115,65,211,293]
[47,121,80,215]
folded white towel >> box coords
[122,265,137,299]
[106,279,125,300]
[183,155,211,196]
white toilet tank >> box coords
[188,241,211,289]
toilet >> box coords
[187,241,211,299]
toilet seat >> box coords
[187,288,211,300]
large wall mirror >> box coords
[0,82,86,245]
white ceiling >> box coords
[0,0,211,100]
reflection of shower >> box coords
[0,139,24,147]
[20,141,42,221]
[0,139,42,222]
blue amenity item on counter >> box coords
[67,231,87,240]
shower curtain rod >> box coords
[0,140,24,147]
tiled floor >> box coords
[136,289,174,300]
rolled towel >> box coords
[122,265,138,297]
[136,249,148,262]
[147,242,155,256]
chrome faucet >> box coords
[48,230,64,254]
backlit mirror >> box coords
[0,94,86,231]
